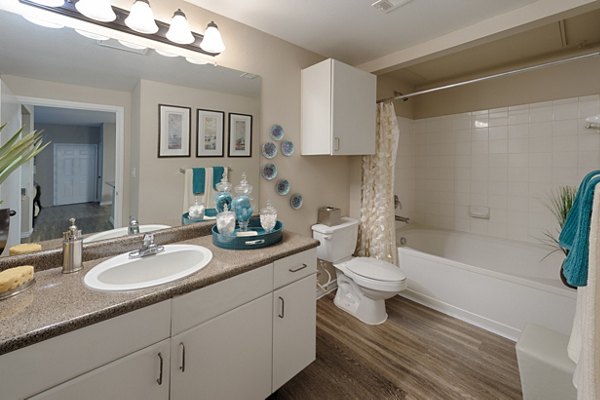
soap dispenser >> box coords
[62,218,83,274]
[215,175,233,213]
[231,172,253,231]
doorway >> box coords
[16,97,124,243]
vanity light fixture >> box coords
[124,0,159,34]
[29,0,64,7]
[74,0,116,23]
[166,9,194,45]
[200,21,225,54]
[18,0,226,58]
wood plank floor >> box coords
[270,294,522,400]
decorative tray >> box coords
[212,216,283,250]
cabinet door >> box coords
[28,339,170,400]
[273,274,317,391]
[171,293,272,400]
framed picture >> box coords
[196,109,225,157]
[228,113,253,157]
[158,104,191,157]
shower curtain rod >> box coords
[377,50,600,103]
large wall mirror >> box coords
[0,7,261,254]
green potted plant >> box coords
[0,123,49,252]
[542,185,577,288]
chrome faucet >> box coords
[128,217,140,235]
[395,215,410,223]
[129,233,164,258]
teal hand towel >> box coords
[213,166,225,189]
[559,170,600,250]
[192,168,205,195]
[561,174,600,286]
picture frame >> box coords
[196,109,225,157]
[158,104,191,158]
[228,113,253,157]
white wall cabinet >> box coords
[1,250,317,400]
[301,58,376,156]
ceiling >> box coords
[385,7,600,89]
[185,0,540,66]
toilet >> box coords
[312,217,407,325]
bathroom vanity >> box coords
[0,230,317,400]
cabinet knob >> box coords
[334,137,340,152]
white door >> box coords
[53,143,97,206]
[0,78,23,253]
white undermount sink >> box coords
[83,224,171,243]
[84,244,213,292]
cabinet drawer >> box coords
[172,263,273,335]
[273,249,317,289]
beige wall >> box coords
[135,79,260,226]
[413,56,600,119]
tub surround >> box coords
[0,230,318,356]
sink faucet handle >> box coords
[143,233,155,247]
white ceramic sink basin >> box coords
[84,244,213,292]
[83,224,171,243]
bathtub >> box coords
[397,228,576,341]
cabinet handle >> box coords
[278,296,285,319]
[289,263,308,273]
[179,343,186,372]
[334,137,340,152]
[156,352,164,385]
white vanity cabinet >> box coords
[0,301,171,400]
[0,248,317,400]
[301,58,376,156]
[170,265,274,400]
[28,339,170,400]
[272,250,317,391]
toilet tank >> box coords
[311,217,359,262]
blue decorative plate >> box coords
[262,142,277,159]
[261,163,278,181]
[290,193,303,209]
[271,124,285,141]
[281,140,295,156]
[275,179,290,196]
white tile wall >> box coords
[395,95,600,244]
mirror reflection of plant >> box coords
[0,123,49,186]
[542,185,577,257]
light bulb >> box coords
[166,9,194,45]
[124,0,159,34]
[199,21,225,54]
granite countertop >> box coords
[0,232,318,356]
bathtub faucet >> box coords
[395,215,410,223]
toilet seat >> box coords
[334,257,406,292]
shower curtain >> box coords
[357,101,399,264]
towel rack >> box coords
[179,167,232,174]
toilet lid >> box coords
[345,257,406,282]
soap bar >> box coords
[0,265,34,293]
